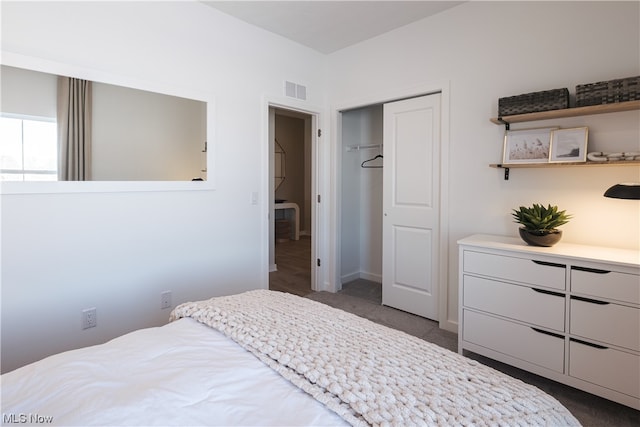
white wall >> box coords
[328,1,640,329]
[358,106,383,282]
[340,109,363,282]
[340,105,383,284]
[0,1,327,373]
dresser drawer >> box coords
[570,298,639,351]
[571,267,640,304]
[463,310,565,372]
[464,250,566,290]
[570,340,640,399]
[464,275,565,331]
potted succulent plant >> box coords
[512,203,571,247]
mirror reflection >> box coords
[0,65,207,181]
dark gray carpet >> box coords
[306,289,640,427]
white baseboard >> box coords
[359,271,382,283]
[340,271,360,284]
[440,318,458,334]
[269,264,277,272]
[341,271,382,284]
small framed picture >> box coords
[502,127,558,164]
[549,127,589,163]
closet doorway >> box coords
[268,106,315,296]
[339,92,444,321]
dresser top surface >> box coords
[458,234,640,269]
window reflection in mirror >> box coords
[1,116,57,181]
[0,65,207,181]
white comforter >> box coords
[0,317,347,426]
[172,290,581,427]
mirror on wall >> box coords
[0,65,207,182]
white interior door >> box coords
[382,93,441,320]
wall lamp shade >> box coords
[603,183,640,200]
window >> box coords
[0,115,57,181]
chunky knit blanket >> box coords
[171,290,580,426]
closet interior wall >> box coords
[340,104,384,284]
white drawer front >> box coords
[570,298,640,351]
[463,310,565,372]
[464,250,566,290]
[464,275,565,331]
[571,267,640,304]
[570,340,640,399]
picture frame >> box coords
[549,127,588,163]
[502,127,558,164]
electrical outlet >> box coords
[161,291,172,309]
[82,307,97,330]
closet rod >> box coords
[345,144,382,152]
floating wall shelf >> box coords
[490,100,640,126]
[490,161,640,180]
[490,100,640,179]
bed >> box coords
[1,290,580,426]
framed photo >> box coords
[502,127,558,164]
[549,127,588,163]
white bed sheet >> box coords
[1,318,348,426]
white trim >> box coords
[328,112,343,293]
[0,180,215,195]
[339,271,382,285]
[438,83,454,333]
[340,271,361,284]
[1,112,55,122]
[261,95,324,292]
[359,271,382,284]
[330,80,452,330]
[0,51,217,194]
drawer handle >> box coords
[571,266,611,274]
[532,260,566,269]
[530,327,564,340]
[532,288,565,298]
[570,295,610,305]
[570,338,608,350]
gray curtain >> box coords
[57,77,92,181]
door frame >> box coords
[329,81,454,332]
[262,95,323,292]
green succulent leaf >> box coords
[512,203,572,232]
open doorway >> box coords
[268,107,315,296]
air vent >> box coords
[285,81,296,98]
[284,81,307,101]
[296,84,306,100]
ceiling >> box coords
[202,1,465,54]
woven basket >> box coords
[576,76,640,107]
[499,88,569,117]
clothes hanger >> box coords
[361,154,383,168]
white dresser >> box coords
[458,234,640,409]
